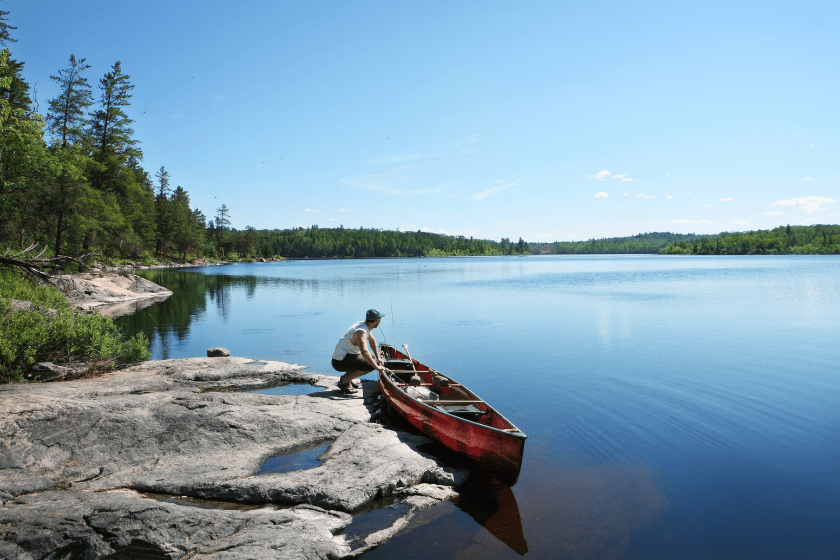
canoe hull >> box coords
[378,345,526,487]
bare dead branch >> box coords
[0,244,96,284]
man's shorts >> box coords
[331,353,374,373]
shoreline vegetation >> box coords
[0,270,151,383]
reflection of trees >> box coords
[114,269,255,359]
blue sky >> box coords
[10,0,839,241]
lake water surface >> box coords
[117,255,840,559]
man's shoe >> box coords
[338,378,358,394]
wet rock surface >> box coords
[0,357,469,559]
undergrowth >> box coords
[0,270,151,383]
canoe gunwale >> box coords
[379,370,526,439]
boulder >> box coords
[207,347,230,357]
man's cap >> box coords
[366,309,384,321]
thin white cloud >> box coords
[763,211,783,215]
[305,208,318,213]
[666,195,673,199]
[473,180,519,201]
[731,219,749,225]
[649,221,662,224]
[803,177,814,181]
[622,193,630,196]
[608,174,635,182]
[585,170,611,181]
[796,218,818,224]
[473,186,506,201]
[341,167,447,195]
[719,198,734,202]
[594,192,609,198]
[703,204,714,208]
[340,208,355,212]
[634,194,656,199]
[670,219,713,225]
[772,196,836,213]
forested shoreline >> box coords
[658,224,840,255]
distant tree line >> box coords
[659,225,840,255]
[529,232,710,255]
[250,226,527,258]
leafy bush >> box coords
[0,270,69,310]
[137,251,158,267]
[0,272,151,383]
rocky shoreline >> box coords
[0,357,470,559]
[61,272,174,318]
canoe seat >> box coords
[438,404,486,421]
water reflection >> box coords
[115,269,251,359]
[256,439,332,475]
[457,476,528,556]
[361,460,666,560]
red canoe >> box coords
[378,344,527,487]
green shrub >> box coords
[0,272,151,383]
[0,270,70,310]
[137,251,157,267]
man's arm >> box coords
[367,332,383,365]
[354,330,384,371]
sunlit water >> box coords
[117,255,840,559]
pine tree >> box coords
[0,49,57,246]
[215,204,230,256]
[45,55,94,255]
[47,55,93,148]
[0,1,16,46]
[88,61,142,193]
[154,166,172,255]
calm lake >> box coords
[117,255,840,559]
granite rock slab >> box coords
[0,357,470,559]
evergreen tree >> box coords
[47,55,92,148]
[88,61,141,193]
[45,55,94,255]
[154,166,172,255]
[0,49,57,246]
[215,204,230,256]
[0,1,16,45]
[0,56,28,112]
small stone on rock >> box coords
[207,347,230,357]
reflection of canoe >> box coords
[378,344,527,487]
[458,476,528,556]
